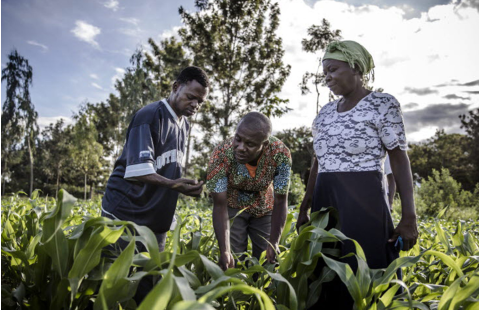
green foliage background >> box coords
[2,190,479,309]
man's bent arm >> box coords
[133,173,174,187]
[134,173,203,197]
[212,192,230,254]
[269,193,288,248]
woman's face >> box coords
[323,59,362,96]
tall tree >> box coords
[299,19,342,114]
[86,94,122,160]
[274,126,314,184]
[144,36,192,96]
[39,119,72,198]
[1,49,38,195]
[459,108,479,188]
[70,106,104,200]
[178,0,292,155]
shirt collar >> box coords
[162,99,184,127]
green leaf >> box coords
[41,189,76,278]
[68,225,124,299]
[424,250,465,281]
[266,269,298,310]
[198,284,276,310]
[170,301,216,310]
[137,272,174,310]
[448,274,479,310]
[375,254,423,294]
[378,284,400,308]
[322,254,364,308]
[94,237,136,310]
[435,221,452,255]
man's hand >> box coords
[171,178,204,197]
[388,216,418,251]
[296,210,310,233]
[219,251,235,271]
[266,244,279,264]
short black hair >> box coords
[238,112,272,140]
[176,66,210,89]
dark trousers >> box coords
[228,207,272,260]
[101,211,167,305]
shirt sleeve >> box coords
[273,144,292,195]
[378,95,408,151]
[124,123,157,179]
[206,143,228,193]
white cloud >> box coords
[71,20,101,48]
[27,40,48,51]
[159,26,182,40]
[111,67,126,87]
[270,0,478,141]
[90,74,99,80]
[92,82,103,90]
[104,0,119,11]
[118,27,142,37]
[118,18,142,36]
[119,17,139,26]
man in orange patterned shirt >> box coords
[206,112,292,270]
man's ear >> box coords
[263,139,270,148]
[172,81,179,93]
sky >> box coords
[1,0,478,143]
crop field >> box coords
[1,190,479,310]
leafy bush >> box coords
[2,190,479,309]
[415,168,479,219]
[288,172,306,206]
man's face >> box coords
[169,80,208,117]
[233,123,268,165]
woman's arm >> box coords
[267,193,288,263]
[296,157,318,232]
[387,147,418,250]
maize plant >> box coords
[1,190,478,309]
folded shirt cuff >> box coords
[125,162,156,179]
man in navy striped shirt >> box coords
[101,66,209,303]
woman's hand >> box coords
[296,209,310,233]
[389,216,418,251]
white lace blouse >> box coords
[312,92,407,173]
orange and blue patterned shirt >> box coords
[206,136,292,218]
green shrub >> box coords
[288,172,305,206]
[415,168,478,219]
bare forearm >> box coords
[132,173,173,188]
[388,149,416,218]
[212,197,230,254]
[387,174,396,206]
[269,194,288,245]
[299,157,318,213]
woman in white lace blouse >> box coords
[297,40,418,309]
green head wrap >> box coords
[323,40,375,81]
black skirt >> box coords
[310,171,399,309]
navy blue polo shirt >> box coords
[102,100,189,233]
